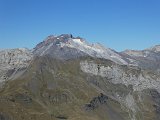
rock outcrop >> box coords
[0,48,32,84]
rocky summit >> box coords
[0,34,160,120]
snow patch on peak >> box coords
[64,38,128,65]
[72,39,85,44]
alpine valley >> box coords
[0,34,160,120]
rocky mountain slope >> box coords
[33,34,127,64]
[0,34,160,120]
[0,48,32,86]
[121,45,160,72]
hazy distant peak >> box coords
[123,44,160,57]
[147,45,160,52]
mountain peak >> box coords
[34,34,86,51]
[33,34,127,64]
[34,34,74,51]
[44,34,74,43]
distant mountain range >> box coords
[0,34,160,120]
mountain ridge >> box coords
[0,34,160,84]
[0,34,160,120]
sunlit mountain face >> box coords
[0,34,160,120]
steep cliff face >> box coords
[80,60,160,92]
[80,59,160,120]
[0,34,160,120]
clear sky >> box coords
[0,0,160,51]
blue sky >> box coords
[0,0,160,51]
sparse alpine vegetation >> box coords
[0,34,160,120]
